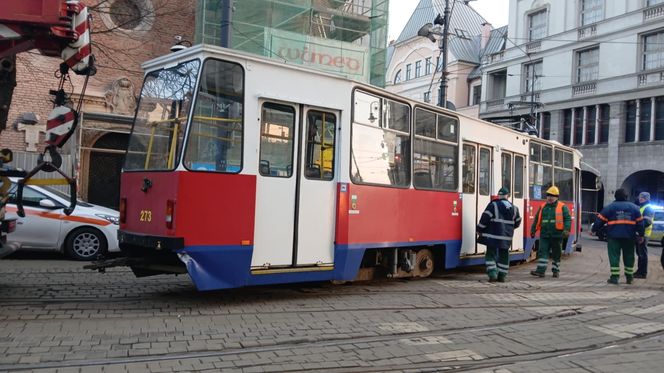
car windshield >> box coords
[41,186,94,207]
[124,59,201,171]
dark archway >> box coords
[620,170,664,204]
[88,133,129,210]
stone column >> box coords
[570,109,576,145]
[581,106,588,145]
[650,97,656,142]
[549,109,564,143]
[635,99,641,142]
[604,101,624,204]
[594,104,600,144]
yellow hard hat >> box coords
[546,186,560,196]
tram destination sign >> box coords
[265,28,370,82]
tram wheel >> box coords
[416,249,434,278]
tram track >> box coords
[0,303,659,372]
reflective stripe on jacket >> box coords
[594,200,644,239]
[477,199,522,250]
[531,200,571,239]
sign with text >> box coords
[265,28,369,82]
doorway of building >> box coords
[87,133,129,210]
[620,170,664,204]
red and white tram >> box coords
[116,45,582,290]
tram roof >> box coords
[141,44,581,161]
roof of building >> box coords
[395,0,488,44]
[482,25,508,57]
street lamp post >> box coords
[439,0,451,108]
[418,0,476,109]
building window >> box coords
[394,70,402,84]
[642,31,664,71]
[576,47,599,83]
[580,0,603,26]
[573,108,583,146]
[423,91,431,103]
[415,60,422,78]
[585,106,596,145]
[647,0,664,6]
[524,61,542,93]
[425,57,432,75]
[406,64,412,80]
[640,98,652,142]
[656,96,664,140]
[563,109,572,146]
[625,100,637,143]
[598,104,610,143]
[527,9,547,41]
[471,85,481,106]
[489,70,506,99]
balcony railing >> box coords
[572,82,597,96]
[644,4,664,20]
[578,24,597,39]
[490,51,504,63]
[486,98,505,109]
[638,70,664,86]
[520,93,540,102]
[526,40,541,52]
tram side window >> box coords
[259,103,296,178]
[462,145,476,194]
[305,111,336,180]
[478,148,490,196]
[529,143,553,199]
[184,59,244,173]
[501,153,511,195]
[554,149,574,201]
[413,108,458,191]
[351,90,410,187]
[514,155,524,198]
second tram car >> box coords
[115,45,582,290]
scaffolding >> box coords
[196,0,388,86]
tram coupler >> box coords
[83,257,136,273]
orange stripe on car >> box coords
[5,206,111,226]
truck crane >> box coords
[0,0,94,258]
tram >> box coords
[114,44,582,291]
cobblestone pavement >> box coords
[1,235,663,372]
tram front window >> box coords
[124,60,200,171]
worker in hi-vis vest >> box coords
[530,186,571,278]
[634,192,654,279]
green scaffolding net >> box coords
[196,0,388,87]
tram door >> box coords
[252,102,337,268]
[499,152,526,252]
[460,143,492,256]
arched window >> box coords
[394,69,402,83]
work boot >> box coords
[488,277,498,283]
[497,277,506,283]
[607,277,619,285]
[530,270,545,278]
[633,273,646,279]
[552,272,559,278]
[626,276,633,285]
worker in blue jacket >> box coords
[592,188,645,285]
[476,187,522,283]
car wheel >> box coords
[65,227,107,261]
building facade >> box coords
[479,0,664,219]
[385,0,503,117]
[2,0,196,209]
[196,0,389,86]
